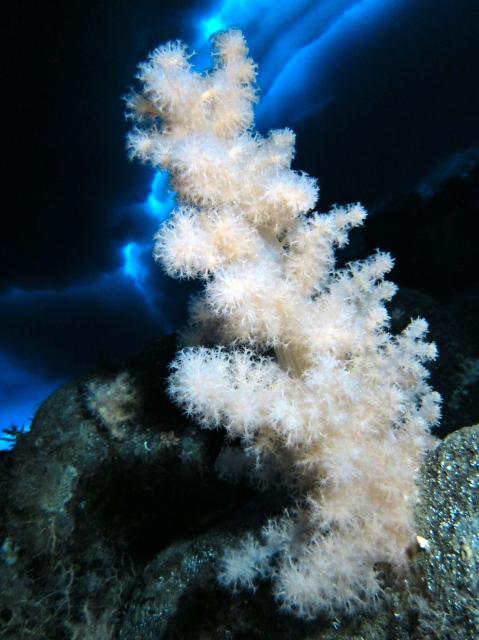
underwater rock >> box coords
[410,423,479,640]
[0,322,478,639]
[0,336,256,638]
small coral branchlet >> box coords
[84,372,139,440]
[127,30,441,618]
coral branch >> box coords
[128,29,441,618]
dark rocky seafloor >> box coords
[1,287,478,639]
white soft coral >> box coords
[127,29,441,618]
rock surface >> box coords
[0,323,478,639]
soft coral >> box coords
[127,29,441,618]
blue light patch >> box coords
[257,0,404,126]
[121,240,161,314]
[0,353,61,449]
[202,14,227,39]
[192,0,406,128]
[145,170,176,221]
[118,169,176,314]
[122,242,148,285]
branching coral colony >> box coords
[127,30,441,618]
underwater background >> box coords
[2,0,478,444]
